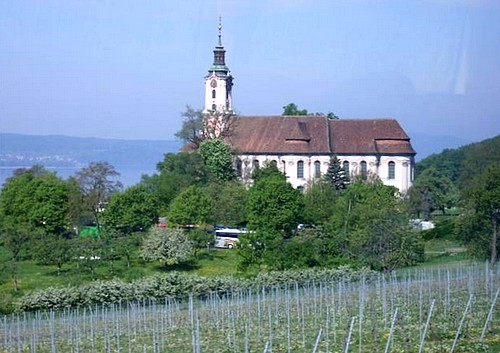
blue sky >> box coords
[1,0,499,143]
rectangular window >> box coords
[388,161,395,180]
[297,161,304,179]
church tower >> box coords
[204,18,233,115]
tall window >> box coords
[253,160,260,170]
[212,90,216,98]
[343,161,350,177]
[282,160,286,175]
[360,161,367,177]
[270,160,277,167]
[388,161,395,179]
[314,161,321,178]
[297,160,304,179]
[236,159,242,177]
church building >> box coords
[202,22,416,193]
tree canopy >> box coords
[199,138,236,182]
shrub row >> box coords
[15,265,374,312]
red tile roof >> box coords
[225,116,415,156]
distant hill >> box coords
[416,135,500,188]
[0,133,183,168]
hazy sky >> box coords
[1,0,499,143]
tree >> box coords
[75,162,123,231]
[175,105,204,146]
[168,185,213,226]
[282,103,308,116]
[34,235,72,276]
[102,185,158,234]
[203,181,248,227]
[141,152,209,213]
[303,181,338,226]
[329,180,423,271]
[247,171,303,236]
[140,227,193,266]
[0,168,70,235]
[199,138,236,182]
[0,224,30,291]
[469,165,500,265]
[411,167,458,218]
[323,155,349,190]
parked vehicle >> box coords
[214,228,248,249]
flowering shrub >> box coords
[15,266,374,312]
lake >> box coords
[0,165,158,189]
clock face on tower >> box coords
[210,79,217,88]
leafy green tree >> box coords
[467,165,500,265]
[251,161,283,182]
[34,235,72,276]
[102,185,158,234]
[329,180,423,271]
[175,105,204,147]
[141,152,209,213]
[203,181,248,227]
[168,185,213,226]
[247,171,303,236]
[140,228,193,266]
[199,138,236,182]
[303,181,338,226]
[0,168,70,235]
[0,224,30,291]
[282,103,308,115]
[411,167,458,217]
[75,162,123,231]
[323,155,349,190]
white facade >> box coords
[203,73,233,114]
[235,154,414,194]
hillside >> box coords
[0,133,183,168]
[416,134,500,187]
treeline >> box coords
[410,135,500,262]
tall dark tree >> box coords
[75,162,123,231]
[323,155,349,190]
[470,165,500,265]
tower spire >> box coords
[218,16,222,46]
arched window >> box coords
[282,160,286,175]
[236,159,242,177]
[297,160,304,179]
[270,160,277,167]
[211,103,216,111]
[388,161,395,180]
[253,160,260,170]
[212,90,216,99]
[314,161,321,178]
[360,161,367,177]
[343,161,350,177]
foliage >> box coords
[75,162,123,230]
[102,185,158,234]
[203,181,248,227]
[329,180,424,271]
[168,186,213,226]
[140,228,193,266]
[0,225,30,291]
[0,168,70,235]
[410,167,458,218]
[198,138,236,182]
[247,172,303,236]
[282,102,308,115]
[141,152,208,213]
[323,154,349,190]
[174,105,204,146]
[302,181,338,225]
[459,165,500,264]
[33,235,73,276]
[250,160,283,181]
[15,265,372,311]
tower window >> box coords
[360,161,367,177]
[388,161,395,180]
[212,90,216,99]
[314,161,321,178]
[212,104,216,111]
[297,160,304,179]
